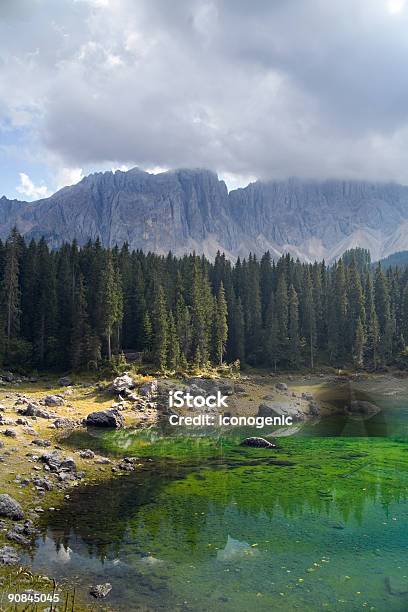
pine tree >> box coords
[3,228,21,348]
[288,285,301,367]
[101,253,123,360]
[213,282,228,364]
[151,283,168,369]
[229,295,245,365]
[70,274,91,370]
[167,310,181,370]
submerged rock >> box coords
[0,494,24,520]
[347,400,381,417]
[86,409,124,428]
[240,437,277,449]
[217,536,260,562]
[90,583,112,599]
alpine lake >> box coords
[24,379,408,611]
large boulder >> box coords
[240,437,277,448]
[0,494,24,520]
[112,374,134,393]
[275,382,288,392]
[86,409,124,428]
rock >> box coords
[275,382,288,391]
[112,374,134,393]
[0,494,24,520]
[0,545,20,565]
[53,417,76,429]
[348,400,381,417]
[19,403,56,419]
[7,530,30,546]
[140,380,158,397]
[308,401,320,416]
[31,439,51,447]
[257,402,304,420]
[2,429,16,438]
[40,451,77,474]
[79,449,95,459]
[90,583,112,599]
[385,576,408,596]
[302,392,314,401]
[86,409,124,428]
[240,437,277,448]
[43,395,64,407]
[16,417,29,425]
[32,476,53,491]
[58,376,72,386]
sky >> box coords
[1,0,408,200]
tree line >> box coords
[1,230,407,372]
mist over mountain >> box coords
[2,167,408,263]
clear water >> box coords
[26,381,408,611]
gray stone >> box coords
[40,451,77,474]
[0,494,24,520]
[112,374,134,393]
[58,376,72,386]
[0,545,20,565]
[86,409,124,428]
[240,437,277,448]
[79,449,95,459]
[43,395,64,407]
[275,382,288,391]
[257,402,304,420]
[31,438,51,447]
[53,417,75,429]
[90,583,112,599]
[140,380,158,397]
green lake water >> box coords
[26,383,408,611]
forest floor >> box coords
[0,368,406,609]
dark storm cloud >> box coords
[2,0,408,183]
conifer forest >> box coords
[1,229,407,373]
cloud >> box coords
[3,0,408,185]
[56,167,84,189]
[16,173,50,199]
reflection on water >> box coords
[28,431,408,611]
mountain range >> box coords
[2,167,408,263]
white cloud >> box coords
[56,167,84,189]
[387,0,406,14]
[16,173,50,200]
[5,0,408,185]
